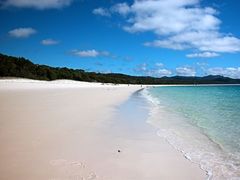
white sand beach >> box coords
[0,79,206,180]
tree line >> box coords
[1,53,240,84]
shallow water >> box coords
[143,85,240,179]
[108,89,206,180]
[111,89,152,138]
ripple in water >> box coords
[142,85,240,179]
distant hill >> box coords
[1,53,240,84]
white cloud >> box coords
[111,3,131,16]
[93,8,110,17]
[155,69,172,77]
[72,50,99,57]
[135,63,240,78]
[2,0,72,9]
[152,31,240,53]
[176,67,196,76]
[135,63,172,77]
[186,52,220,58]
[71,49,110,58]
[144,40,189,50]
[8,27,36,38]
[207,67,240,79]
[106,0,240,54]
[41,39,59,45]
[122,1,220,35]
[155,63,164,67]
[93,3,130,17]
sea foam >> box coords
[141,86,240,180]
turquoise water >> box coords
[144,85,240,179]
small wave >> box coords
[141,87,240,180]
[141,88,160,106]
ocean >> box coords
[142,85,240,179]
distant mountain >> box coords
[1,53,240,84]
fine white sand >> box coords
[0,79,206,180]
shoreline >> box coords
[144,86,240,179]
[0,79,206,179]
[105,89,207,179]
[143,87,217,179]
[142,88,211,178]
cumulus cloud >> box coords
[134,62,240,78]
[154,69,172,77]
[93,3,130,17]
[155,62,164,67]
[176,67,196,76]
[92,8,110,17]
[98,0,240,55]
[41,39,59,45]
[71,49,110,58]
[186,52,220,58]
[207,67,240,79]
[8,27,36,38]
[147,31,240,53]
[111,3,130,16]
[144,40,189,50]
[135,63,172,77]
[2,0,73,9]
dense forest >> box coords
[0,53,240,84]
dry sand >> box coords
[0,79,206,180]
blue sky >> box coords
[0,0,240,78]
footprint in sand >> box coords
[49,159,98,180]
[87,172,97,180]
